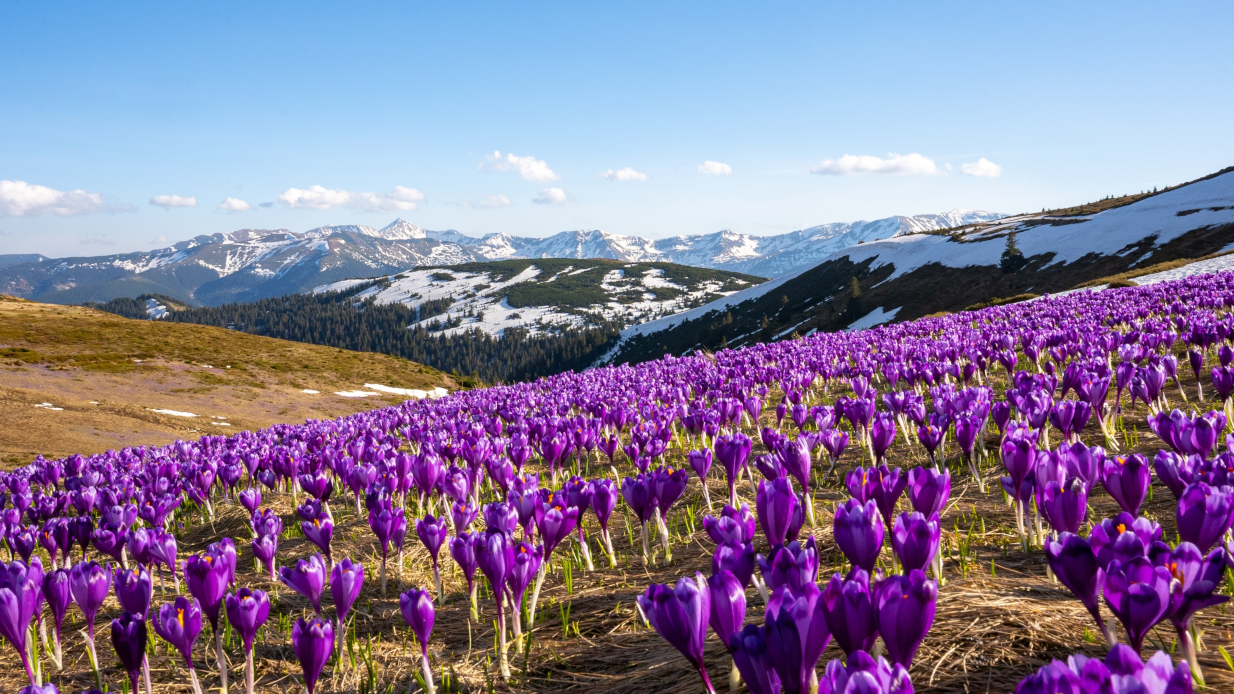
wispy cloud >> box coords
[810,153,940,176]
[150,194,197,209]
[480,151,560,182]
[218,197,252,212]
[698,161,733,176]
[532,188,569,205]
[961,157,1003,178]
[0,180,132,217]
[457,194,513,209]
[277,185,425,212]
[600,167,648,182]
[152,235,170,245]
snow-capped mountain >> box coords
[314,258,762,338]
[417,210,1004,278]
[608,166,1234,365]
[0,211,1002,307]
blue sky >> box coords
[2,2,1232,256]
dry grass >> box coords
[0,296,455,466]
[6,346,1234,693]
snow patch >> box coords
[846,307,901,331]
[149,408,199,418]
[1131,255,1234,286]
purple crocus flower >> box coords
[400,588,437,693]
[330,558,364,656]
[450,531,481,619]
[237,488,261,515]
[153,596,203,681]
[1176,482,1234,552]
[757,536,819,592]
[0,559,44,685]
[764,583,831,694]
[817,651,913,694]
[1015,644,1191,694]
[113,565,153,618]
[892,512,940,574]
[278,553,328,616]
[638,574,715,694]
[757,477,798,547]
[730,624,781,694]
[69,560,110,639]
[109,611,147,694]
[833,499,884,573]
[705,504,756,546]
[1155,542,1228,682]
[1103,556,1176,654]
[822,569,878,656]
[1039,478,1089,536]
[714,433,753,506]
[416,514,449,597]
[906,466,950,517]
[292,617,334,694]
[302,516,335,566]
[713,540,757,589]
[688,449,715,509]
[706,570,746,649]
[874,569,937,668]
[1100,454,1151,516]
[475,529,514,677]
[42,568,71,664]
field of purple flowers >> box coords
[6,271,1234,694]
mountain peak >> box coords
[372,219,427,240]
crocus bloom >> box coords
[1100,454,1151,516]
[757,536,819,592]
[1103,556,1175,654]
[252,534,278,580]
[475,529,514,678]
[69,560,110,638]
[0,559,44,685]
[400,588,437,694]
[834,499,884,573]
[42,568,71,664]
[705,504,757,546]
[688,449,715,509]
[114,565,153,618]
[874,570,937,668]
[817,651,913,694]
[757,477,798,547]
[638,574,715,694]
[416,515,449,597]
[109,611,147,694]
[278,553,328,616]
[822,569,877,656]
[706,570,746,649]
[292,617,334,694]
[1038,478,1089,536]
[1014,644,1191,694]
[1155,541,1228,681]
[1044,533,1113,646]
[891,512,940,574]
[153,596,203,671]
[715,433,753,506]
[906,466,950,517]
[730,624,781,694]
[713,540,757,589]
[1176,482,1234,552]
[225,587,270,655]
[450,532,481,618]
[302,516,335,565]
[764,583,831,694]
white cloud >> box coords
[277,185,424,212]
[152,235,170,244]
[532,188,569,205]
[600,167,648,182]
[150,194,197,209]
[0,180,128,217]
[459,194,513,209]
[480,151,560,182]
[698,161,733,176]
[961,157,1003,178]
[218,197,252,212]
[810,153,940,176]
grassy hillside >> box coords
[0,295,453,466]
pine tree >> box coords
[1000,233,1028,274]
[848,277,861,298]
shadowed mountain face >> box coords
[608,167,1234,366]
[0,211,1002,307]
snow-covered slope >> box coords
[613,167,1234,359]
[314,259,762,338]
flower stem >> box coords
[215,627,230,694]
